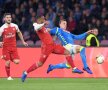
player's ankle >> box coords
[73,67,77,70]
[8,76,11,78]
[7,76,13,80]
[24,71,28,75]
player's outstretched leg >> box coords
[47,63,83,74]
[21,63,38,82]
[21,55,48,82]
[80,47,92,74]
[47,63,70,73]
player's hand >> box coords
[44,21,49,26]
[0,42,3,47]
[86,30,94,34]
[22,41,28,46]
[47,28,51,32]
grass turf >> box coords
[0,78,108,90]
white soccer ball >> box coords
[96,55,105,64]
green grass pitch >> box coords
[0,78,108,90]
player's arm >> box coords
[46,28,51,32]
[0,40,3,47]
[17,30,28,46]
[49,27,59,35]
[0,35,3,47]
[33,23,45,31]
[33,20,50,31]
[0,27,3,47]
[71,30,93,40]
[15,24,28,46]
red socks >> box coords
[5,66,10,77]
[27,63,38,73]
[66,56,75,68]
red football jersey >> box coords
[36,27,53,45]
[0,23,20,47]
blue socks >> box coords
[50,48,88,70]
[51,63,70,70]
[80,48,88,68]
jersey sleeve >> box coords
[33,23,44,31]
[71,32,87,40]
[0,27,4,36]
[50,27,59,35]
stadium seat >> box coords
[35,40,42,47]
[81,40,86,46]
[26,40,34,46]
[17,40,23,46]
[23,31,30,40]
[17,40,34,47]
[100,40,108,46]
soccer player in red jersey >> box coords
[21,16,83,82]
[0,13,28,80]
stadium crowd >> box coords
[0,0,108,45]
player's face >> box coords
[93,29,98,35]
[4,15,12,24]
[59,21,67,30]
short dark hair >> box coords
[3,13,11,17]
[59,19,67,24]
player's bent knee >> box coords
[37,62,44,67]
[80,46,84,51]
[13,59,20,64]
[5,61,10,67]
[64,50,70,55]
[76,46,82,53]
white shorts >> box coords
[63,44,80,58]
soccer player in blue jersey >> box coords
[47,19,93,74]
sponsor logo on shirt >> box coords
[5,33,15,38]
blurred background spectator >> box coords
[0,0,108,46]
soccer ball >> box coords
[96,55,105,64]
